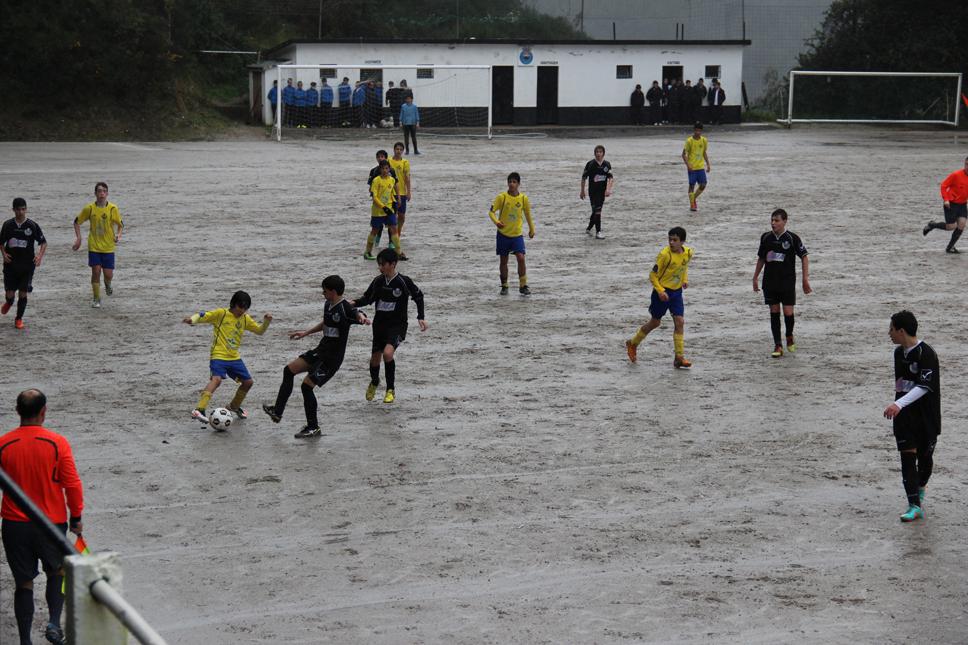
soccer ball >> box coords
[380,119,391,128]
[209,407,233,431]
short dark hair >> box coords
[378,159,390,168]
[321,275,345,295]
[594,144,605,155]
[16,389,46,421]
[377,248,398,264]
[693,122,703,130]
[507,172,521,183]
[393,141,405,150]
[771,208,788,221]
[891,310,918,336]
[668,226,687,242]
[230,290,251,309]
[95,181,108,193]
[376,149,388,159]
[12,197,26,209]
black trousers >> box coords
[403,125,418,152]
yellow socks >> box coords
[673,332,685,356]
[197,391,213,411]
[519,275,528,288]
[365,233,375,254]
[92,282,100,299]
[693,185,705,199]
[228,388,247,410]
[391,234,402,254]
[631,327,647,346]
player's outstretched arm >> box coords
[292,320,325,339]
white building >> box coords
[251,39,748,126]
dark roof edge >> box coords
[263,38,751,58]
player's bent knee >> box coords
[241,379,254,389]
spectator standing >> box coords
[630,84,645,125]
[386,81,403,126]
[400,79,413,102]
[364,80,379,128]
[695,78,708,122]
[661,78,671,124]
[320,78,334,127]
[337,77,352,126]
[306,82,319,128]
[646,80,663,125]
[267,80,278,124]
[400,95,421,155]
[352,81,366,127]
[0,389,84,645]
[709,79,726,124]
[683,80,695,123]
[282,78,295,127]
[375,81,384,124]
[293,81,307,128]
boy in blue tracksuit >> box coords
[320,79,334,127]
[293,81,307,128]
[282,78,295,127]
[338,77,352,126]
[267,80,278,124]
[352,82,366,127]
[306,82,319,127]
[400,95,420,154]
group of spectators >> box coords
[630,78,727,126]
[268,77,415,129]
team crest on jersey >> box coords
[24,228,31,236]
[781,240,790,250]
[332,312,341,323]
[909,362,919,374]
[392,288,402,297]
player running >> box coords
[351,248,427,403]
[262,275,369,438]
[367,149,399,251]
[922,156,968,253]
[389,142,412,236]
[489,172,535,296]
[1,198,47,330]
[883,310,941,523]
[365,160,406,261]
[626,226,694,368]
[682,122,710,212]
[182,290,272,424]
[752,208,811,357]
[72,182,123,308]
[580,145,614,239]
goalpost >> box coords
[782,70,963,126]
[272,64,492,141]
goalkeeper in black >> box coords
[882,310,941,523]
[351,248,427,404]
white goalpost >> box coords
[273,64,492,141]
[782,70,963,126]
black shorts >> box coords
[298,348,341,386]
[2,519,68,584]
[589,191,605,212]
[893,420,938,452]
[763,283,796,306]
[3,263,34,292]
[944,202,967,224]
[372,326,406,353]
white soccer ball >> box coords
[381,119,391,128]
[209,407,233,431]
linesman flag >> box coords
[62,535,92,593]
[962,93,968,109]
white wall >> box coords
[260,41,744,124]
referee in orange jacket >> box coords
[923,156,968,253]
[0,389,84,645]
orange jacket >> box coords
[940,169,968,204]
[0,425,83,523]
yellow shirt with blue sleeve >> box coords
[76,202,123,252]
[189,308,269,361]
[683,136,708,171]
[489,191,534,238]
[650,245,693,293]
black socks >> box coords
[369,364,380,386]
[770,312,782,346]
[15,297,27,319]
[301,382,318,428]
[14,587,32,644]
[900,451,920,507]
[273,366,295,415]
[385,360,396,390]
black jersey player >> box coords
[580,145,614,239]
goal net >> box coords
[271,64,492,141]
[782,71,963,126]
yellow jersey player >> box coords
[182,290,272,424]
[365,160,407,261]
[489,172,535,296]
[681,122,710,212]
[626,226,694,368]
[389,142,412,235]
[72,182,123,308]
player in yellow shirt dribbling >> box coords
[72,182,123,308]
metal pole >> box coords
[0,467,76,557]
[787,70,796,125]
[487,65,493,140]
[90,579,167,645]
[318,0,322,39]
[456,0,460,39]
[276,65,283,141]
[579,0,584,32]
[955,73,963,126]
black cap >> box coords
[12,197,26,209]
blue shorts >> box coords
[88,251,115,269]
[209,359,252,382]
[687,169,707,186]
[370,213,397,230]
[396,196,408,215]
[496,233,526,256]
[648,288,684,319]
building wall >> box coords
[261,41,744,125]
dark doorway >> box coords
[662,65,683,84]
[251,71,263,124]
[492,66,514,124]
[536,66,559,124]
